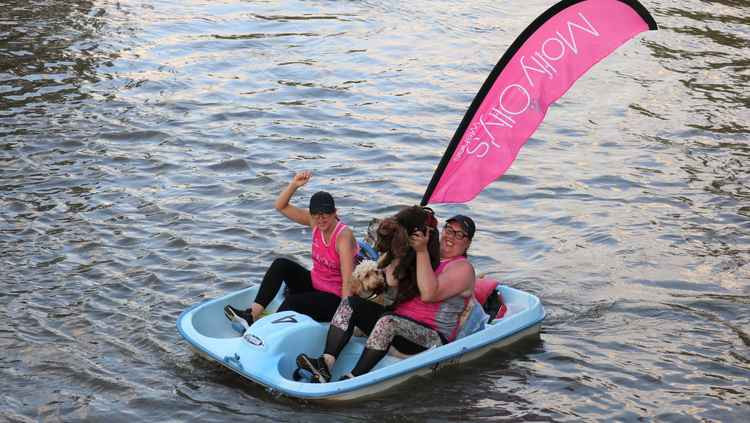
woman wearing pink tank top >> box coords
[224,171,358,328]
[297,210,477,383]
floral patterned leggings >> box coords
[329,296,443,354]
[366,314,443,351]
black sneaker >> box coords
[296,354,331,383]
[224,305,254,328]
[338,373,354,381]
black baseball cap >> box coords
[446,215,476,240]
[309,191,335,214]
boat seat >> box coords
[474,277,508,321]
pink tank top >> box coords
[394,256,470,342]
[310,221,356,296]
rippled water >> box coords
[1,0,748,421]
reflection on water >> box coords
[1,1,100,114]
[1,0,749,421]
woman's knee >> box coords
[270,257,295,271]
[366,316,397,350]
[371,315,397,335]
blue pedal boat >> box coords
[177,281,545,402]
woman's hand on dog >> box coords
[409,229,430,253]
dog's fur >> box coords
[348,259,386,296]
[373,206,440,306]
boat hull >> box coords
[177,284,544,401]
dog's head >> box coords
[349,259,385,294]
[374,217,408,257]
[374,206,438,258]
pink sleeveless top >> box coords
[394,256,470,342]
[310,221,357,296]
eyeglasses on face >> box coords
[442,225,468,240]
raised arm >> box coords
[275,171,313,227]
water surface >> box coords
[1,0,748,421]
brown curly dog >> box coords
[373,205,440,306]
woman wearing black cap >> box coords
[297,212,477,383]
[442,215,475,257]
[224,171,358,327]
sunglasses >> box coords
[442,225,468,241]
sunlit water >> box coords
[1,0,748,421]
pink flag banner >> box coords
[421,0,657,205]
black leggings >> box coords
[254,257,341,322]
